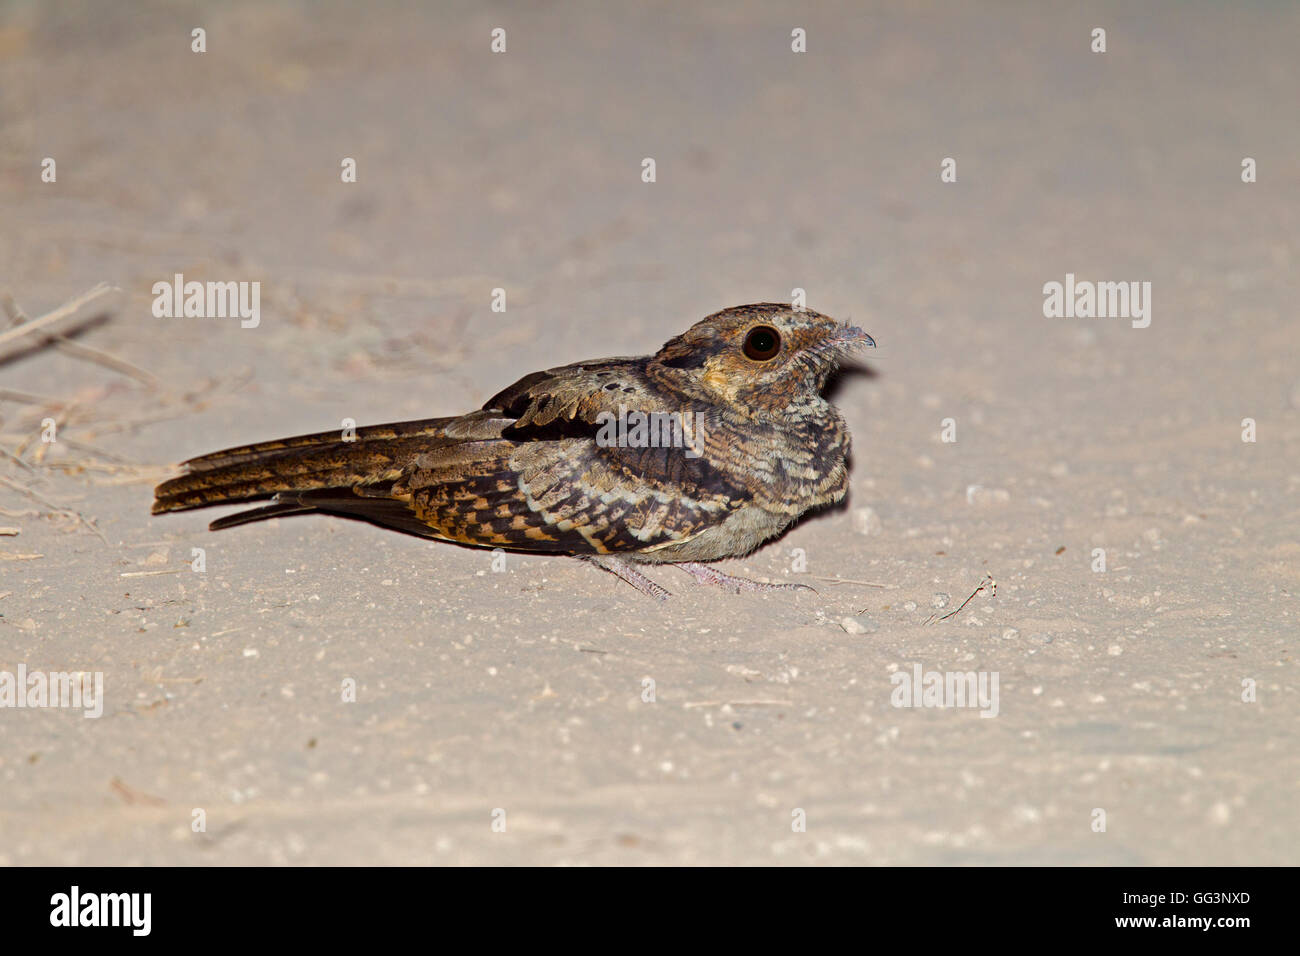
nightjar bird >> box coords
[152,304,875,599]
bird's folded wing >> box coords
[483,359,663,427]
[353,364,751,553]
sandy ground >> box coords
[1,1,1296,865]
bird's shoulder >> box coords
[482,357,681,429]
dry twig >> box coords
[0,283,121,351]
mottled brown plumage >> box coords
[152,304,874,598]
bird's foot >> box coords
[583,555,672,601]
[674,562,816,594]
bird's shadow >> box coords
[825,358,877,482]
[823,360,877,403]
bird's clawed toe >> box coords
[674,562,816,595]
[582,555,672,601]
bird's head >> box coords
[649,303,874,417]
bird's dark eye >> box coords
[742,326,781,361]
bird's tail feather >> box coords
[151,417,457,519]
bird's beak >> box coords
[831,324,876,352]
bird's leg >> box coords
[674,562,817,594]
[582,555,672,601]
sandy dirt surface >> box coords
[1,1,1296,865]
